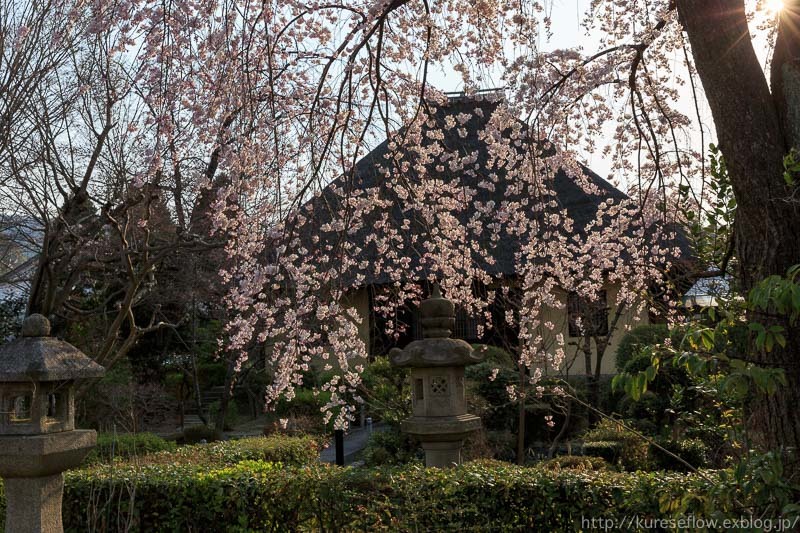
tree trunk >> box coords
[678,0,800,469]
[582,335,599,423]
[590,336,610,422]
[516,362,526,465]
[215,358,238,434]
[190,353,207,426]
[548,400,572,459]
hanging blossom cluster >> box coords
[218,94,685,427]
[39,0,779,427]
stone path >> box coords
[319,423,385,465]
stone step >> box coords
[182,415,206,427]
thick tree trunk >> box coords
[678,0,800,469]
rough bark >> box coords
[678,0,800,469]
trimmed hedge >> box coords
[140,435,320,467]
[582,441,623,465]
[84,432,177,465]
[582,419,650,471]
[0,436,320,531]
[53,460,712,532]
[471,344,516,368]
[84,433,319,469]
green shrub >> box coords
[582,418,632,442]
[84,432,177,465]
[581,441,622,464]
[485,430,517,462]
[617,390,670,430]
[362,427,421,466]
[360,356,410,425]
[471,344,516,368]
[11,453,784,532]
[45,461,714,532]
[538,455,612,472]
[466,362,519,432]
[684,425,730,467]
[582,419,650,471]
[615,324,676,372]
[276,388,331,420]
[182,424,222,444]
[649,438,709,472]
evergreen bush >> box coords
[84,432,177,465]
[649,438,709,472]
[182,424,222,444]
[615,324,674,372]
[538,455,613,472]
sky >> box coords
[420,0,779,189]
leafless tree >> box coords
[0,1,221,387]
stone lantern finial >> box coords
[22,314,50,337]
[419,283,455,339]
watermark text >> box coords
[581,514,800,531]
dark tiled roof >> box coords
[298,96,685,287]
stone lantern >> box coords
[0,314,105,533]
[389,285,485,467]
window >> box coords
[431,376,449,396]
[368,286,423,357]
[11,395,32,422]
[567,290,609,337]
[414,379,425,402]
[454,306,481,340]
[46,393,62,419]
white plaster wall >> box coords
[537,283,649,376]
[342,287,371,351]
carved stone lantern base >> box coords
[420,441,465,468]
[402,414,482,467]
[0,430,97,533]
[4,475,65,532]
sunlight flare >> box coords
[765,0,785,14]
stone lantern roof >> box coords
[0,314,105,381]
